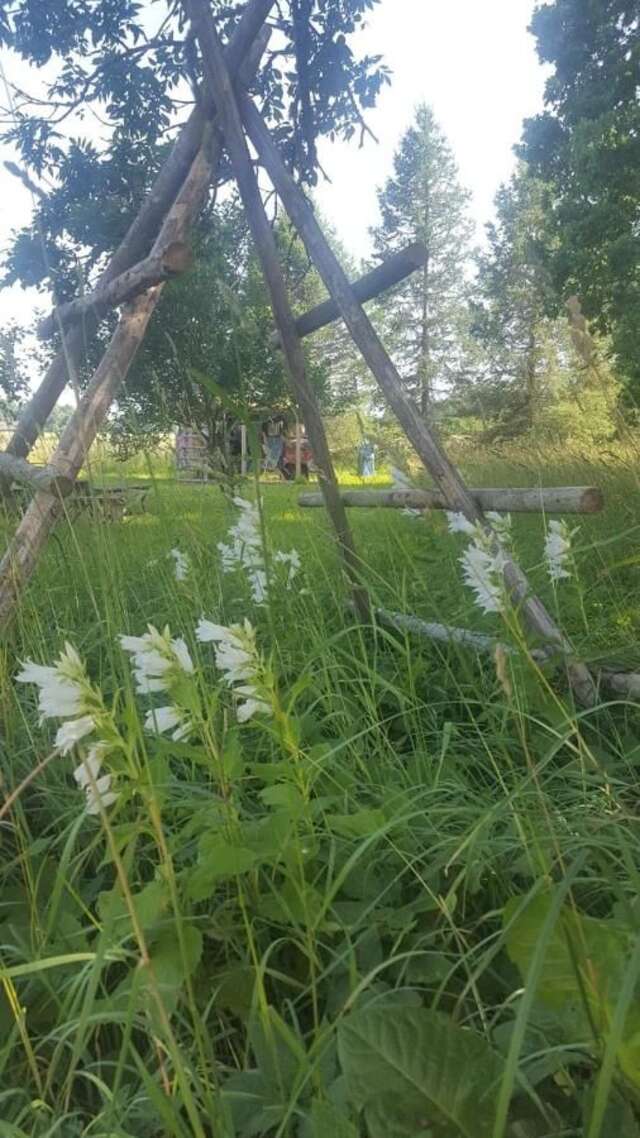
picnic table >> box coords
[66,482,151,521]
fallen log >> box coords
[358,605,640,701]
[271,242,427,345]
[299,486,604,515]
[0,454,74,496]
[37,242,193,341]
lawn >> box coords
[2,454,640,1137]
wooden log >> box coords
[37,241,193,341]
[185,0,368,620]
[3,0,275,461]
[0,454,74,497]
[360,605,640,702]
[299,486,604,514]
[238,95,597,707]
[0,21,274,629]
[271,242,427,345]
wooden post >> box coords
[0,21,274,629]
[237,95,596,706]
[185,0,368,619]
[299,486,605,515]
[295,415,302,480]
[240,424,248,476]
[3,0,275,461]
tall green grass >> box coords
[1,452,640,1137]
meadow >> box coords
[2,444,640,1137]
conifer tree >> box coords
[372,104,474,418]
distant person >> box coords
[358,438,376,478]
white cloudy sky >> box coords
[0,0,549,328]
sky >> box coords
[0,0,549,330]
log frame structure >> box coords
[0,0,631,708]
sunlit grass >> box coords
[1,444,640,1136]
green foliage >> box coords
[0,325,29,420]
[504,890,640,1089]
[1,0,389,297]
[338,1006,505,1136]
[3,454,640,1135]
[520,0,640,397]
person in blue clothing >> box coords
[358,438,376,478]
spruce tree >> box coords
[371,104,474,418]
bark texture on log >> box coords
[239,95,596,706]
[0,454,74,497]
[37,242,193,341]
[272,241,428,344]
[4,0,275,460]
[299,486,604,514]
[185,0,368,619]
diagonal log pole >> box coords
[237,96,596,706]
[184,0,368,619]
[0,24,274,629]
[4,0,275,461]
[36,241,193,341]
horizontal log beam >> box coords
[360,605,640,701]
[271,241,427,346]
[0,454,74,496]
[299,486,604,515]
[37,241,193,341]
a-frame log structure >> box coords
[1,0,633,707]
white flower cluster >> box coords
[218,497,268,604]
[17,643,98,754]
[119,625,194,741]
[73,742,117,815]
[544,520,574,583]
[196,617,272,723]
[460,544,508,614]
[274,548,301,586]
[170,548,190,582]
[446,511,511,615]
[217,496,300,604]
[16,644,118,814]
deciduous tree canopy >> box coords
[520,0,640,398]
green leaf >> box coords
[221,728,245,781]
[503,892,630,1032]
[338,1006,505,1137]
[248,1005,305,1093]
[259,783,305,814]
[303,1098,358,1138]
[221,1069,286,1136]
[187,836,257,901]
[326,808,386,839]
